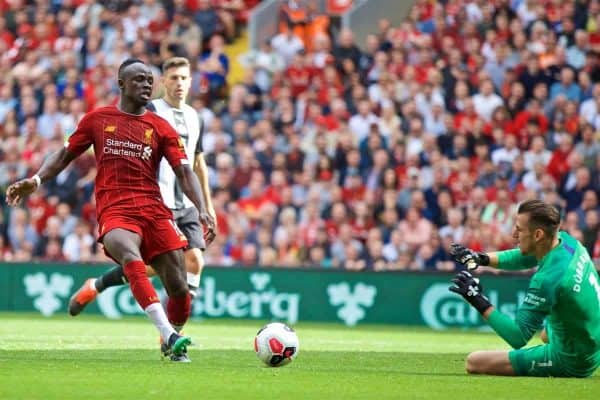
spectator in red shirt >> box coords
[285,52,313,98]
[238,172,273,223]
[547,134,575,183]
[513,98,549,137]
[263,169,287,206]
[483,106,515,137]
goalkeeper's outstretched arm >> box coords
[486,248,538,271]
[483,306,544,349]
[449,244,537,271]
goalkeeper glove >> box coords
[448,270,492,314]
[449,243,490,270]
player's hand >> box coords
[449,243,490,270]
[209,209,218,240]
[6,178,38,206]
[448,270,492,314]
[199,211,216,245]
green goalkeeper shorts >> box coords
[509,345,599,378]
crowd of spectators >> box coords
[1,0,600,272]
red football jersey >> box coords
[66,105,188,221]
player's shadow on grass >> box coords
[394,370,600,379]
[3,349,600,379]
[395,371,467,377]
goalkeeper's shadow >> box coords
[395,371,468,377]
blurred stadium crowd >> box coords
[0,0,600,271]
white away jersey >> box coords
[148,98,204,210]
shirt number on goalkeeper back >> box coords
[589,273,600,304]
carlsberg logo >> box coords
[194,273,300,323]
[327,282,377,326]
[23,272,74,316]
[98,273,301,323]
[420,283,526,330]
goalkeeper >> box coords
[449,199,600,377]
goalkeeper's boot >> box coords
[68,278,98,316]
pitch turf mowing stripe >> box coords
[0,314,598,400]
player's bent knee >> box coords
[167,272,189,297]
[119,251,143,266]
[185,249,204,274]
[171,288,188,298]
[465,352,484,374]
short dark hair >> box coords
[118,58,145,78]
[162,57,190,73]
[517,199,560,238]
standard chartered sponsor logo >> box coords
[103,138,145,158]
[141,146,152,160]
[420,283,526,330]
[97,273,301,323]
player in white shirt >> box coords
[68,58,216,354]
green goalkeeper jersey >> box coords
[488,231,600,365]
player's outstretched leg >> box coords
[68,266,126,316]
[69,254,200,316]
[102,229,193,362]
[68,278,98,316]
[465,351,516,375]
[163,333,193,362]
[184,247,204,298]
[151,249,193,358]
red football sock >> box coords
[123,260,159,309]
[167,294,191,328]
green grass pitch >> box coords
[0,313,598,399]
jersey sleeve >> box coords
[487,273,555,349]
[65,112,94,156]
[195,115,204,154]
[158,118,188,169]
[497,248,539,270]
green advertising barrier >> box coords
[0,263,532,329]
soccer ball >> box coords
[254,322,299,367]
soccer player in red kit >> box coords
[6,59,216,362]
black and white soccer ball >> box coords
[254,322,299,367]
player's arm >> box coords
[173,163,206,213]
[487,248,538,270]
[192,117,217,230]
[483,305,547,349]
[483,275,551,348]
[37,147,79,182]
[161,121,216,243]
[194,152,216,225]
[6,147,78,206]
[6,112,93,206]
[173,164,216,243]
[450,271,550,349]
[450,244,538,270]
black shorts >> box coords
[172,207,206,251]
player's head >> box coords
[513,199,561,255]
[117,58,153,106]
[161,57,191,104]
